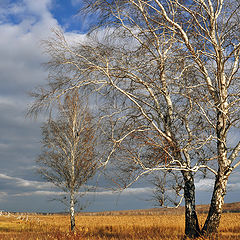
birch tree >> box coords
[37,91,97,231]
[79,0,240,237]
[30,0,240,238]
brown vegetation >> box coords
[0,203,239,240]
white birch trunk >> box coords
[70,191,75,231]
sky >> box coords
[0,0,239,213]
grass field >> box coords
[0,211,239,240]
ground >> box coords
[0,203,239,239]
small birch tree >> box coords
[37,91,97,231]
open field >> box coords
[0,203,239,240]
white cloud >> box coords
[0,173,53,190]
[195,178,214,191]
[121,187,153,195]
[13,190,65,197]
[9,186,154,198]
[0,0,58,94]
[2,183,152,198]
[23,0,52,16]
[195,177,240,192]
[0,172,149,199]
[65,31,88,44]
[89,187,153,196]
[0,173,14,180]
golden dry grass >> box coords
[0,212,239,239]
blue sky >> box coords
[0,0,239,213]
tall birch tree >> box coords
[79,0,240,237]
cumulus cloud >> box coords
[0,1,58,95]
